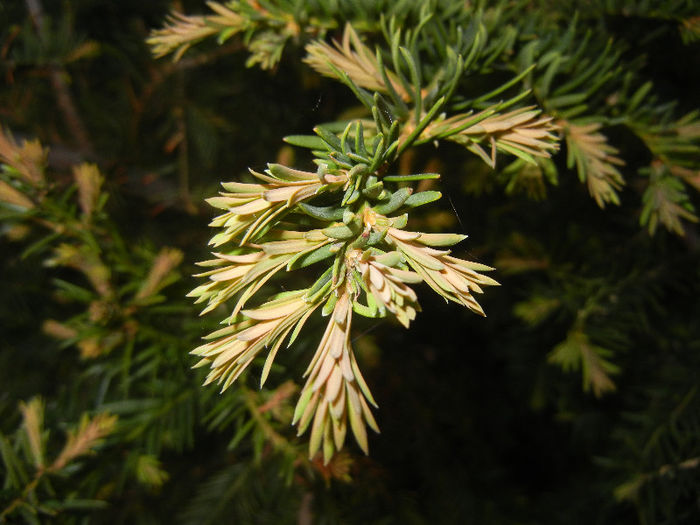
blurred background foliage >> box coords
[1,0,699,523]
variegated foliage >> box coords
[179,16,573,462]
[303,25,560,169]
[148,3,246,61]
[161,12,566,461]
[190,157,499,462]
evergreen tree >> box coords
[1,1,699,523]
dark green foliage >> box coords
[1,1,699,523]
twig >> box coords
[25,0,94,156]
[131,41,242,143]
[0,475,44,522]
[296,492,314,525]
[174,71,197,214]
[241,385,309,465]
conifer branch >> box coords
[640,161,699,236]
[548,330,619,397]
[25,0,94,156]
[49,413,117,472]
[294,284,379,462]
[560,120,625,207]
[19,398,45,470]
[421,106,560,168]
[148,3,247,61]
[143,1,699,465]
[0,408,116,522]
[304,24,409,102]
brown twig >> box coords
[25,0,94,157]
[174,71,197,214]
[130,40,242,144]
[0,476,45,522]
[296,492,314,525]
